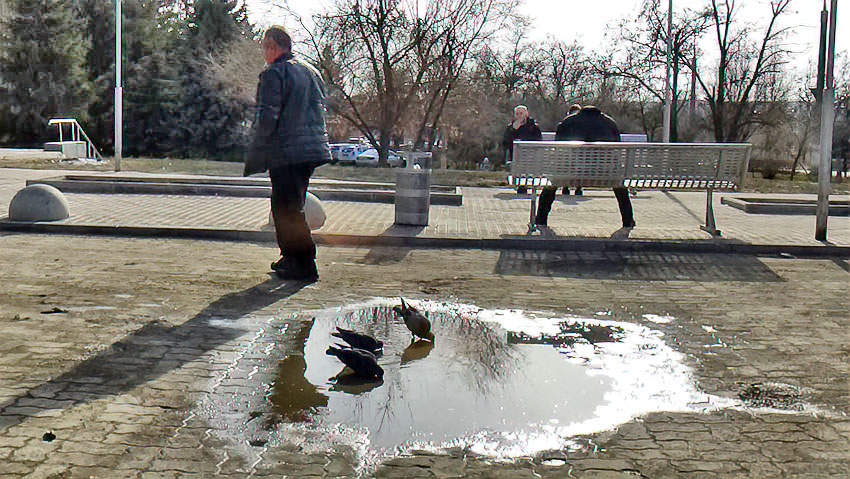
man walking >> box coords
[535,105,635,229]
[245,26,331,281]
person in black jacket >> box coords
[501,105,542,193]
[534,105,635,229]
[554,104,582,196]
[245,26,331,281]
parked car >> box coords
[355,148,403,167]
[330,143,370,165]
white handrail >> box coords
[48,118,104,162]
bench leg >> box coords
[527,184,539,234]
[699,188,722,237]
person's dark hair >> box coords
[264,26,292,52]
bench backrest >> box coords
[511,141,752,190]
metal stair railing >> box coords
[48,118,104,162]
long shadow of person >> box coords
[0,276,310,430]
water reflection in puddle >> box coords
[260,299,731,459]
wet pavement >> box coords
[0,168,849,477]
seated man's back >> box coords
[555,106,620,142]
[535,105,635,229]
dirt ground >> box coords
[1,232,849,477]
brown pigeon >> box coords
[392,298,435,342]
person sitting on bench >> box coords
[534,105,635,229]
[501,105,542,194]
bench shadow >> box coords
[493,192,590,203]
[362,224,425,264]
[0,276,309,430]
[494,250,784,282]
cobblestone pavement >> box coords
[0,232,848,478]
[1,168,848,247]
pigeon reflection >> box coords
[329,369,384,395]
[400,339,434,365]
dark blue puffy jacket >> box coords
[245,53,331,175]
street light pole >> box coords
[815,0,837,241]
[114,0,122,172]
[662,0,673,142]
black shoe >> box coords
[574,188,583,196]
[517,186,528,194]
[271,256,294,272]
[534,217,548,227]
[274,260,319,282]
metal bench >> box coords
[511,141,752,236]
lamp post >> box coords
[662,0,672,142]
[815,0,837,241]
[114,0,122,172]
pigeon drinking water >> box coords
[393,298,435,342]
[326,345,384,380]
[331,327,383,355]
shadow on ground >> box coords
[493,192,591,203]
[495,250,784,282]
[0,277,308,429]
[362,224,425,264]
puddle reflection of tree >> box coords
[313,302,522,438]
[435,309,521,394]
[495,250,783,282]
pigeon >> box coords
[326,345,384,380]
[392,298,435,342]
[331,327,383,355]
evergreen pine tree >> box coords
[0,0,93,145]
[165,0,254,158]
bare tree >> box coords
[527,38,594,124]
[603,0,708,141]
[682,0,792,142]
[295,0,514,166]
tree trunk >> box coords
[378,131,390,168]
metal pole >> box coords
[114,0,123,172]
[814,3,828,108]
[662,0,673,142]
[815,0,837,241]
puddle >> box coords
[199,299,740,470]
[292,307,615,451]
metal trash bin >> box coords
[395,152,432,226]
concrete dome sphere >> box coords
[9,184,70,221]
[268,192,326,230]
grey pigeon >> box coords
[331,327,383,354]
[326,345,384,380]
[392,298,435,342]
